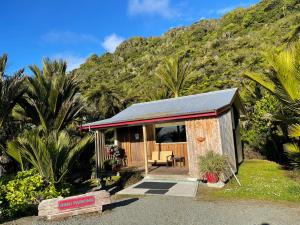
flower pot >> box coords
[206,172,219,183]
[112,164,121,172]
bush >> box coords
[0,169,69,221]
[198,151,228,175]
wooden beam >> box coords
[142,125,148,175]
[95,131,100,178]
[99,131,105,170]
[95,130,105,178]
[114,128,119,146]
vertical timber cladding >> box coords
[117,126,145,167]
[185,117,223,178]
[218,109,237,171]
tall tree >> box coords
[0,54,26,130]
[155,55,192,98]
[7,59,93,181]
[85,84,122,119]
[14,59,83,133]
[245,40,300,168]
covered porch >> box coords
[93,121,190,178]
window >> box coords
[155,123,187,143]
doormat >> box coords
[145,189,169,194]
[134,182,176,190]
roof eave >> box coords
[80,107,232,131]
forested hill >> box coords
[74,0,300,118]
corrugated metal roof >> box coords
[81,88,240,129]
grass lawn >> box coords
[199,160,300,203]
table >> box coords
[172,156,185,167]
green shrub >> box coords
[198,151,228,175]
[0,169,69,221]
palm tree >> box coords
[0,54,26,129]
[155,55,192,98]
[14,58,83,133]
[7,129,93,184]
[85,84,122,119]
[245,40,300,168]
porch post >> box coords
[99,131,105,170]
[142,125,148,175]
[95,131,100,178]
[95,130,105,178]
[114,128,119,146]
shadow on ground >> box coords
[104,197,139,210]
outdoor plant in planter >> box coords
[105,145,125,172]
[198,151,228,183]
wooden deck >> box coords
[148,166,189,175]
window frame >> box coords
[154,122,187,144]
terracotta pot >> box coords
[206,172,219,183]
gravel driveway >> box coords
[11,196,300,225]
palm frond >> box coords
[284,143,300,169]
[155,55,192,98]
[244,71,276,93]
[288,124,300,138]
[7,129,92,185]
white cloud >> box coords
[128,0,176,19]
[41,31,100,44]
[50,53,88,71]
[101,34,125,53]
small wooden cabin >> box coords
[80,88,245,179]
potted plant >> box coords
[105,145,125,172]
[198,151,228,183]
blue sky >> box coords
[0,0,259,73]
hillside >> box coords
[75,0,300,118]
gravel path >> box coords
[14,196,300,225]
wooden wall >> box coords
[117,126,145,167]
[218,110,237,172]
[185,109,241,179]
[154,143,188,165]
[185,117,222,178]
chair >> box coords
[148,151,173,166]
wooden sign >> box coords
[38,191,111,220]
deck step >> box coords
[143,174,198,182]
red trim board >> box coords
[80,107,231,130]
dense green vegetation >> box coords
[75,0,300,158]
[0,170,69,221]
[209,160,300,203]
[245,39,300,168]
[0,57,92,220]
[0,0,300,221]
